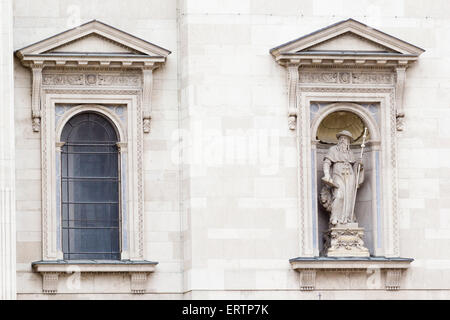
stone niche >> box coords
[15,20,171,294]
[270,19,424,291]
[313,106,377,256]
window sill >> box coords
[32,260,158,294]
[289,256,413,291]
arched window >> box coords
[61,112,120,260]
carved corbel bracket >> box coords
[42,272,59,295]
[130,272,148,294]
[142,64,156,134]
[31,62,44,132]
[385,269,403,291]
[299,269,316,291]
[395,65,407,131]
[287,62,300,130]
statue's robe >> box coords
[324,145,364,225]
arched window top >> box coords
[61,112,118,144]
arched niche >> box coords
[310,103,381,256]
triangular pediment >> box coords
[303,32,399,54]
[45,33,141,55]
[16,20,171,67]
[270,19,424,65]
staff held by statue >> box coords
[351,127,368,223]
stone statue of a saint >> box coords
[320,130,370,257]
[320,130,364,226]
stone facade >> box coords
[0,0,448,299]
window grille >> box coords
[61,113,120,260]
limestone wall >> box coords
[0,0,16,300]
[12,0,450,299]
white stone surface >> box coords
[5,0,450,299]
[0,0,17,300]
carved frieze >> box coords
[299,72,338,84]
[42,73,141,87]
[299,71,394,85]
[352,72,393,84]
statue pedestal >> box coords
[324,223,370,257]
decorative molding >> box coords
[352,72,393,85]
[300,71,338,84]
[299,71,394,85]
[44,88,140,95]
[299,87,393,94]
[136,97,145,258]
[389,91,400,256]
[42,73,141,87]
[41,92,51,259]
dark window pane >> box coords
[64,151,118,178]
[61,112,120,261]
[62,180,119,203]
[66,228,119,254]
[62,203,119,228]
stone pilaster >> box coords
[0,0,16,300]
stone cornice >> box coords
[17,54,164,69]
[274,53,418,68]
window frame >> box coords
[42,95,144,261]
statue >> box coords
[320,130,364,226]
[320,129,370,257]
